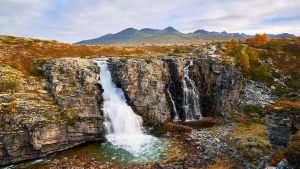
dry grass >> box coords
[0,35,198,75]
[198,156,238,169]
[231,123,268,141]
[266,101,300,111]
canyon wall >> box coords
[0,56,245,165]
[0,58,105,165]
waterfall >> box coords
[165,63,179,121]
[167,82,179,121]
[95,59,157,154]
[182,60,202,121]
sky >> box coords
[0,0,300,43]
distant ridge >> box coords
[192,29,250,38]
[76,26,182,44]
[76,27,296,44]
[192,29,295,38]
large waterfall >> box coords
[95,59,159,156]
[182,60,202,121]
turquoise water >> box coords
[10,135,186,168]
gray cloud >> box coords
[0,0,299,42]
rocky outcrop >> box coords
[0,58,105,166]
[266,110,293,147]
[266,108,299,148]
[241,80,278,107]
[108,58,171,124]
[164,57,243,120]
[190,58,243,117]
[108,57,243,123]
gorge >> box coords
[0,50,299,168]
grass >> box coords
[0,66,22,92]
[0,78,20,92]
[225,123,271,163]
[0,35,198,75]
[200,156,238,169]
[266,101,300,111]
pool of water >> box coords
[10,134,187,169]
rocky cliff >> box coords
[0,56,246,165]
[0,58,105,165]
[108,57,244,123]
[164,57,243,120]
[108,58,171,124]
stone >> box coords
[0,58,105,166]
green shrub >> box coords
[173,48,180,54]
[29,60,46,76]
[251,63,273,85]
[0,78,20,92]
[243,105,265,123]
[243,105,264,115]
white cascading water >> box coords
[182,60,202,121]
[167,82,179,121]
[95,59,158,155]
[165,63,179,121]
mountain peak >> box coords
[119,28,139,34]
[162,26,181,34]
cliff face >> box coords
[108,58,171,124]
[0,56,245,165]
[0,58,105,165]
[190,58,243,117]
[163,57,243,120]
[109,57,244,123]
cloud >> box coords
[0,0,299,42]
[0,0,49,36]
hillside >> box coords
[76,26,183,44]
[76,27,296,44]
[0,35,197,75]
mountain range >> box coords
[75,26,295,44]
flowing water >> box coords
[182,60,202,121]
[165,63,179,121]
[95,59,166,161]
[9,59,190,168]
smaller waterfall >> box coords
[167,82,179,121]
[182,60,202,121]
[164,63,179,121]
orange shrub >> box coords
[246,33,268,46]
